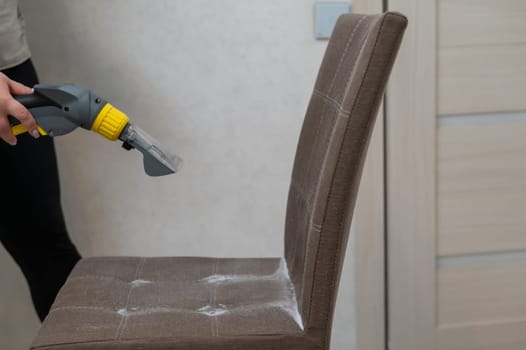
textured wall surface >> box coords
[0,1,354,349]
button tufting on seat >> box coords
[32,257,304,349]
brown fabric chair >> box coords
[31,12,407,350]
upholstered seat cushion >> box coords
[32,257,308,349]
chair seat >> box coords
[32,257,308,350]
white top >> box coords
[0,0,31,70]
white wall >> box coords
[0,1,354,349]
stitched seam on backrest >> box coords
[302,15,372,324]
[312,90,351,115]
[326,15,368,94]
[293,15,366,197]
[287,15,369,319]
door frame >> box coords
[385,0,437,349]
[352,1,387,349]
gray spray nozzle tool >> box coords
[11,84,183,177]
[120,124,183,176]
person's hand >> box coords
[0,72,40,146]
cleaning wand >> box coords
[10,84,182,177]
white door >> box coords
[386,1,526,349]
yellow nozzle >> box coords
[91,103,129,141]
[11,124,48,136]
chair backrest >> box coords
[283,12,407,344]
